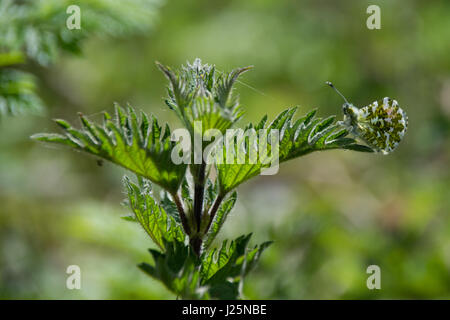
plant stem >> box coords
[190,237,202,257]
[205,193,224,233]
[172,192,191,236]
[193,162,206,232]
[192,162,206,256]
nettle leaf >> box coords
[203,179,218,212]
[124,177,185,251]
[32,105,187,193]
[215,66,252,110]
[217,107,373,193]
[160,191,181,224]
[139,239,208,299]
[139,234,270,300]
[203,191,237,249]
[180,176,194,218]
[200,234,272,299]
[120,215,137,222]
[157,59,249,135]
[278,107,373,161]
[190,96,237,136]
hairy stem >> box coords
[205,193,225,234]
[192,162,206,256]
[193,162,206,232]
[172,192,191,236]
[190,237,202,257]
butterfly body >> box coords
[340,97,408,154]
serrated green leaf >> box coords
[199,234,271,299]
[120,215,137,222]
[204,192,237,249]
[139,239,208,299]
[157,59,249,135]
[201,234,252,284]
[343,143,375,152]
[160,191,181,224]
[217,107,374,193]
[139,234,271,300]
[124,177,185,251]
[33,106,187,193]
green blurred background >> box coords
[1,0,449,299]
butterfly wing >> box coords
[356,97,408,154]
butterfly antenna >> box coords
[326,81,349,104]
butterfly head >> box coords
[342,102,352,113]
[342,102,358,120]
[326,81,357,123]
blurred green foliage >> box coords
[1,0,449,299]
[0,0,160,117]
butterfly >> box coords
[326,81,408,154]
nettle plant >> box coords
[33,59,378,299]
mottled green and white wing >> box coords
[356,97,408,154]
